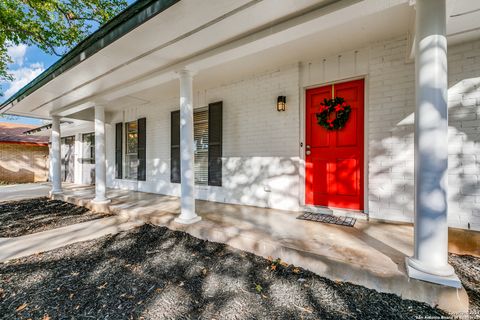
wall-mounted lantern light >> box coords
[277,96,286,112]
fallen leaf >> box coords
[280,261,289,267]
[255,284,263,293]
[294,304,313,313]
[16,303,27,312]
[42,315,51,320]
[97,282,107,289]
[155,288,162,293]
[270,265,277,271]
[293,268,300,274]
[202,268,208,275]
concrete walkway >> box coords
[0,183,473,312]
[0,216,142,262]
[0,182,50,202]
[47,184,470,313]
[0,183,143,262]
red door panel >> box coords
[305,79,364,210]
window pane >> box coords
[125,121,138,180]
[194,109,208,185]
[82,133,95,163]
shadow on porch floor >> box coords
[52,183,472,313]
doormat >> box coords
[297,212,356,227]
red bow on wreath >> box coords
[315,97,351,131]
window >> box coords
[125,121,139,180]
[61,136,75,183]
[82,132,95,163]
[171,101,222,186]
[194,109,209,185]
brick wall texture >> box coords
[368,36,480,230]
[98,35,480,231]
[0,143,49,183]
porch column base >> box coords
[405,257,461,288]
[90,198,111,213]
[174,215,202,225]
[49,190,63,198]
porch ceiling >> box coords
[2,0,480,121]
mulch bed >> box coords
[0,224,451,320]
[449,253,480,318]
[0,198,113,238]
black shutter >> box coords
[170,110,181,183]
[115,122,123,179]
[137,117,146,181]
[208,101,223,186]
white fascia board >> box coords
[49,0,410,111]
[101,0,409,101]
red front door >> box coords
[305,79,364,210]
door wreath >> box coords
[316,97,351,130]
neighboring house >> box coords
[0,0,478,290]
[0,122,49,183]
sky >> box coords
[0,45,57,125]
[0,0,136,126]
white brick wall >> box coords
[446,40,480,231]
[99,35,480,231]
[106,64,301,211]
[367,36,480,231]
[367,36,416,223]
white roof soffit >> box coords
[8,0,415,118]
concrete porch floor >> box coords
[46,183,471,313]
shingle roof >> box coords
[0,122,49,145]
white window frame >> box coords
[194,107,209,185]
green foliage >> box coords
[0,0,128,95]
[316,97,352,131]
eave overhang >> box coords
[0,0,179,112]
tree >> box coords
[0,0,128,95]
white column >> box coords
[407,0,459,287]
[175,69,201,224]
[50,116,62,195]
[92,105,110,204]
